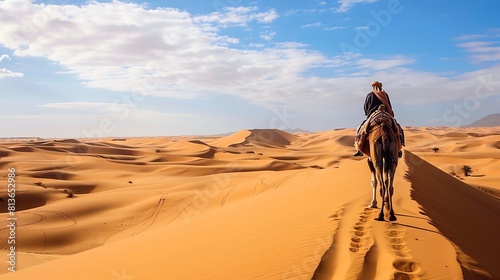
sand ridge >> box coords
[0,127,498,279]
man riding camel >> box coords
[354,81,405,157]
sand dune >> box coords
[0,127,498,279]
[405,151,500,279]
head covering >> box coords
[371,81,383,88]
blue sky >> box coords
[1,0,499,138]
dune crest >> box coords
[209,129,298,148]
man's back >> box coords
[364,91,392,117]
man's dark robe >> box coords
[364,91,393,118]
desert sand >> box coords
[0,127,499,279]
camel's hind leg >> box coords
[375,167,386,221]
[387,164,397,221]
[367,158,378,208]
[370,139,386,220]
[385,139,398,221]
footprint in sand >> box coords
[393,259,422,280]
[329,213,341,220]
[350,222,367,251]
[393,259,421,273]
[385,227,411,258]
[385,225,423,279]
[393,272,419,280]
[349,208,377,253]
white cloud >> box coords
[6,114,104,119]
[260,31,276,41]
[123,108,192,121]
[301,22,322,28]
[0,54,10,62]
[38,102,192,121]
[356,56,415,70]
[454,29,500,41]
[458,41,499,53]
[284,8,328,16]
[335,0,378,13]
[0,53,23,78]
[283,9,300,16]
[249,43,265,48]
[216,36,240,46]
[454,34,488,41]
[324,26,347,31]
[39,101,126,110]
[193,6,278,28]
[0,68,23,79]
[455,30,500,63]
[274,42,309,49]
[468,53,500,63]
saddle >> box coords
[355,105,402,156]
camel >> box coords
[356,105,400,221]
